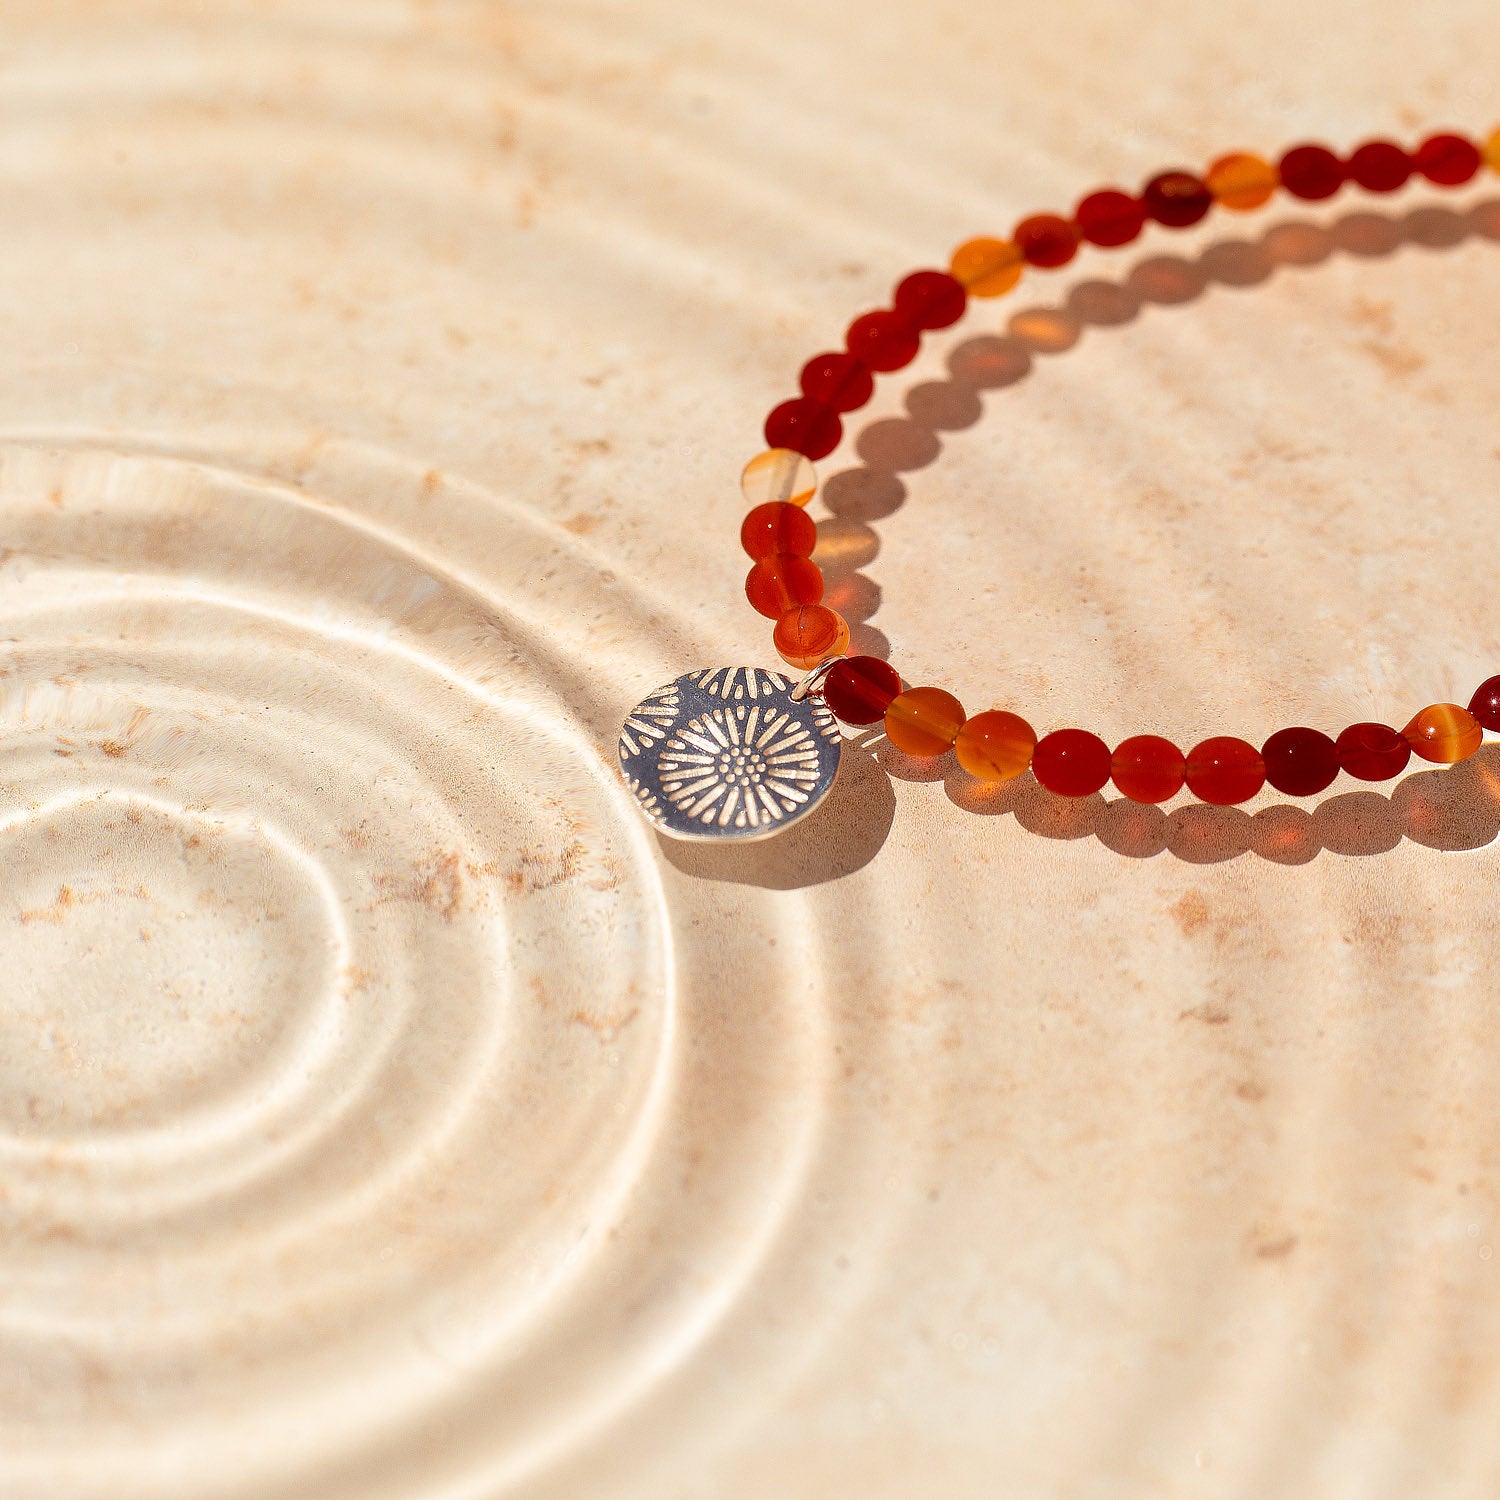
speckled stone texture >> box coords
[0,3,1498,1498]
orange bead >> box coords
[773,604,849,670]
[741,448,817,508]
[1185,736,1265,805]
[1486,128,1500,174]
[1403,702,1482,763]
[885,687,965,758]
[948,237,1023,297]
[745,554,822,619]
[1205,151,1278,211]
[955,710,1036,782]
[741,501,816,560]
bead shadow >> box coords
[817,196,1500,862]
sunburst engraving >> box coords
[618,667,842,841]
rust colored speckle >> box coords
[1251,1234,1299,1261]
[1171,889,1210,936]
[504,839,583,896]
[375,849,464,921]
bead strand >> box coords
[737,130,1499,804]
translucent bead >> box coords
[845,309,920,373]
[1142,170,1212,228]
[763,398,841,461]
[740,501,816,560]
[1014,214,1080,268]
[1468,675,1500,731]
[1031,729,1111,797]
[823,655,901,725]
[949,237,1023,298]
[1205,152,1278,211]
[1346,140,1412,193]
[1278,143,1344,200]
[1414,132,1481,187]
[744,554,822,619]
[1487,128,1500,174]
[1261,726,1339,796]
[1336,722,1411,781]
[1110,734,1185,803]
[1075,189,1146,247]
[741,448,817,508]
[884,687,965,757]
[955,710,1036,782]
[1403,703,1482,763]
[773,604,849,670]
[799,352,874,413]
[894,270,967,330]
[1185,736,1265,805]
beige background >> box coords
[0,2,1498,1496]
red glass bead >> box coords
[1468,675,1500,731]
[1185,736,1266,805]
[1346,140,1411,193]
[740,501,816,561]
[893,270,967,330]
[1261,726,1339,797]
[744,553,823,619]
[1031,728,1111,797]
[1141,170,1212,228]
[799,352,874,413]
[1014,214,1081,269]
[1278,143,1344,200]
[1335,722,1410,781]
[1111,734,1185,803]
[845,309,921,372]
[823,655,901,725]
[1075,189,1146,247]
[1414,132,1482,186]
[764,397,841,460]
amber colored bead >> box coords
[1278,144,1344,200]
[955,710,1036,782]
[773,604,849,670]
[1415,132,1482,187]
[1346,140,1412,193]
[1185,736,1265,805]
[741,448,817,509]
[1075,189,1146,248]
[1468,675,1500,731]
[764,398,841,461]
[745,553,822,619]
[885,687,965,758]
[1032,729,1111,797]
[1486,128,1500,174]
[894,270,967,330]
[845,309,920,372]
[1014,214,1080,269]
[1403,702,1482,763]
[823,655,901,725]
[799,352,873,413]
[949,237,1023,297]
[1205,152,1278,211]
[1142,170,1212,228]
[740,501,816,561]
[1262,726,1339,797]
[1111,734,1185,803]
[1336,722,1411,781]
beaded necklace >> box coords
[619,130,1500,842]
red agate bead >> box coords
[1346,140,1411,193]
[1261,726,1339,797]
[1414,132,1481,186]
[1278,143,1344,200]
[745,554,822,618]
[799,352,874,412]
[764,398,841,460]
[893,270,967,330]
[823,655,901,725]
[1075,189,1146,247]
[1032,729,1111,797]
[1014,214,1080,269]
[1142,170,1212,228]
[1335,722,1410,781]
[741,501,816,560]
[1185,737,1265,805]
[1110,734,1185,803]
[1468,675,1500,731]
[846,309,920,372]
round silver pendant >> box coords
[618,667,843,841]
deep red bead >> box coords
[1335,722,1411,781]
[1013,214,1081,269]
[893,270,968,330]
[1261,726,1340,797]
[822,655,902,725]
[764,397,841,460]
[845,309,921,372]
[1414,132,1482,186]
[1185,737,1266,805]
[1141,170,1212,228]
[1278,144,1345,200]
[1346,140,1412,193]
[1031,728,1112,797]
[1075,188,1147,247]
[799,352,874,413]
[1469,675,1500,732]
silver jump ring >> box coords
[790,656,843,702]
